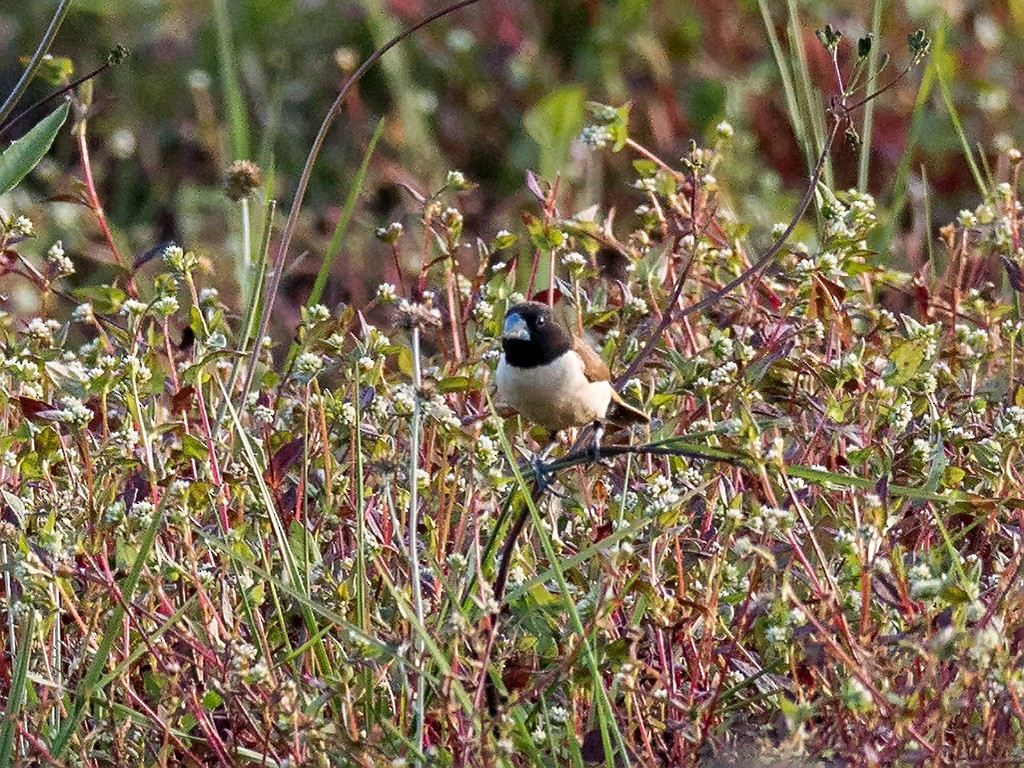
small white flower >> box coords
[580,124,613,149]
[628,296,649,315]
[152,296,179,317]
[10,216,34,237]
[25,317,53,345]
[72,303,94,323]
[294,352,324,381]
[58,397,92,429]
[560,250,588,273]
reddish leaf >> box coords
[265,437,304,489]
[171,386,195,415]
[593,521,613,542]
[44,193,90,206]
[912,281,930,317]
[502,660,533,692]
[86,398,103,433]
[531,287,562,305]
[17,396,62,422]
[760,279,784,310]
[0,250,17,276]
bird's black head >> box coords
[500,301,571,368]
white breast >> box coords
[496,351,612,431]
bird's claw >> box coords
[531,454,568,497]
[532,454,555,490]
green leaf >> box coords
[288,519,321,569]
[1,489,26,525]
[943,465,965,488]
[524,85,586,179]
[180,433,209,462]
[437,376,473,393]
[886,339,927,386]
[0,101,69,196]
[72,282,127,314]
[34,54,74,85]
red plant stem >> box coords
[192,378,232,530]
[76,124,124,269]
[186,690,234,768]
[445,267,463,362]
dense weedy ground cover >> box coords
[3,3,1024,768]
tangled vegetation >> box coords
[2,3,1024,768]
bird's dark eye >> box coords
[536,316,545,326]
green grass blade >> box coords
[0,0,72,126]
[212,0,251,160]
[489,393,631,767]
[786,0,828,185]
[857,0,885,191]
[308,117,386,309]
[0,101,69,195]
[0,610,34,762]
[758,0,809,171]
[934,39,985,194]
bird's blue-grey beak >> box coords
[502,313,530,341]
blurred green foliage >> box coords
[1,0,1023,322]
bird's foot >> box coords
[531,453,562,494]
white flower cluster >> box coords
[425,394,461,431]
[392,384,415,415]
[955,323,989,358]
[475,434,500,467]
[995,405,1024,440]
[579,124,613,149]
[25,317,56,346]
[560,250,587,274]
[294,352,324,382]
[647,474,681,513]
[45,241,74,279]
[472,299,494,323]
[57,396,92,430]
[9,216,34,237]
[903,317,941,359]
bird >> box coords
[496,300,648,457]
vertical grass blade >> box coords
[857,0,885,191]
[212,0,251,160]
[934,38,985,194]
[0,609,33,762]
[307,117,386,310]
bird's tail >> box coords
[607,390,649,427]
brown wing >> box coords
[572,336,611,383]
[573,336,649,426]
